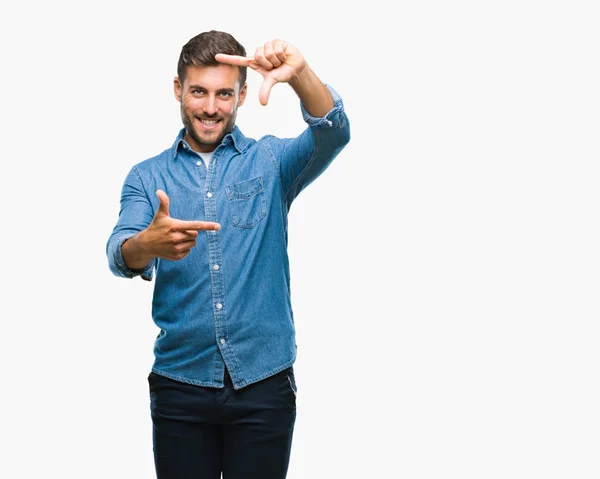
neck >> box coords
[184,132,217,153]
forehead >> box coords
[182,64,241,90]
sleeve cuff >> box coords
[109,234,155,281]
[300,83,346,128]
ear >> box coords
[237,82,247,107]
[174,76,182,102]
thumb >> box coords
[259,77,278,106]
[155,189,170,217]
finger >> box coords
[263,42,281,68]
[272,39,288,50]
[171,230,199,243]
[253,46,274,71]
[171,220,221,231]
[170,248,192,261]
[156,190,170,217]
[215,53,255,67]
[272,40,288,64]
[177,249,192,260]
[259,77,278,106]
[174,239,197,250]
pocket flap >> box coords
[226,176,264,200]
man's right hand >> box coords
[122,190,221,269]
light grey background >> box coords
[2,1,599,478]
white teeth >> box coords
[200,119,218,124]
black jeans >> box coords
[149,367,297,479]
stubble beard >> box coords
[181,105,238,151]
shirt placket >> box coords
[204,151,231,376]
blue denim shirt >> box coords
[106,85,350,389]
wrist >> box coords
[289,64,312,90]
[123,232,154,270]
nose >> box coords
[203,95,218,116]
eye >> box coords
[191,89,205,96]
[219,91,233,98]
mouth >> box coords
[196,118,222,131]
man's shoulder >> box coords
[238,134,290,160]
[131,147,171,172]
[130,129,184,171]
[252,134,285,148]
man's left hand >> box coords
[216,39,307,106]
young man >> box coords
[106,30,350,479]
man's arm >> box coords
[122,189,221,268]
[288,66,334,118]
[107,168,220,279]
[216,40,350,206]
[216,39,333,116]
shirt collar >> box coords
[170,126,249,160]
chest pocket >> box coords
[225,176,267,228]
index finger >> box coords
[215,53,255,67]
[172,220,221,231]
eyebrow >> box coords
[188,85,236,94]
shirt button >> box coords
[213,264,220,270]
[216,303,223,309]
[207,192,213,198]
[220,338,226,345]
[196,160,202,166]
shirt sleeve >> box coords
[106,166,156,281]
[267,83,351,209]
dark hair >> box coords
[177,30,247,87]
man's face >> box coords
[174,64,247,153]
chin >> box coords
[196,127,222,141]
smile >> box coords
[197,118,221,130]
